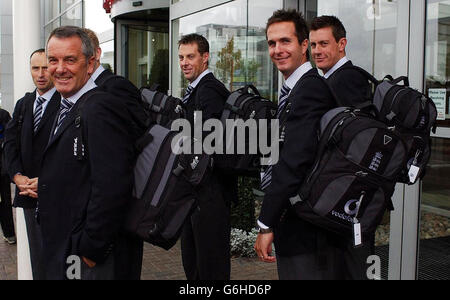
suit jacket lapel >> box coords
[21,93,36,169]
[46,102,79,149]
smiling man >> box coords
[178,33,236,280]
[36,26,136,280]
[254,10,344,280]
[4,49,60,279]
[310,16,372,107]
[310,15,375,280]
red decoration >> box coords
[103,0,114,13]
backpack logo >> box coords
[384,135,393,146]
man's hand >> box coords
[82,256,97,268]
[18,177,39,199]
[13,174,31,192]
[254,232,276,263]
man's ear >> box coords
[338,37,347,53]
[302,39,309,56]
[87,55,96,75]
[96,47,102,62]
[202,52,210,66]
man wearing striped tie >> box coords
[254,10,343,280]
[4,49,61,279]
[178,34,236,280]
[30,26,136,280]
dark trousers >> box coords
[0,174,14,238]
[276,232,373,280]
[181,175,231,280]
[23,208,45,280]
[77,233,143,281]
[113,232,143,280]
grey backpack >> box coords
[373,76,437,184]
[293,106,408,246]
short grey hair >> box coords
[47,26,95,60]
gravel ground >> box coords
[375,212,450,246]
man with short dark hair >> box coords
[254,9,341,280]
[310,15,372,106]
[310,15,374,280]
[178,33,236,280]
[4,48,60,279]
[36,26,136,280]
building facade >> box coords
[1,0,449,280]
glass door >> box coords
[303,0,410,280]
[420,0,450,280]
[115,8,170,91]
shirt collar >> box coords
[323,56,349,79]
[36,87,57,102]
[91,65,106,82]
[189,69,212,89]
[64,78,97,105]
[284,61,313,90]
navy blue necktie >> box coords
[54,98,73,134]
[33,96,46,133]
[276,83,291,117]
[182,85,194,104]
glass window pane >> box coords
[100,40,115,73]
[172,0,282,100]
[61,0,80,13]
[311,0,403,79]
[420,137,450,280]
[425,0,450,127]
[44,20,61,43]
[44,0,60,24]
[60,2,82,27]
[127,24,169,90]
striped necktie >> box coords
[182,85,194,104]
[260,83,291,191]
[54,98,74,134]
[33,96,46,133]
[276,83,291,117]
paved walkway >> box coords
[1,209,278,280]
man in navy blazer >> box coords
[4,49,60,279]
[310,15,372,107]
[31,26,135,280]
[254,10,344,280]
[310,15,374,280]
[178,33,236,280]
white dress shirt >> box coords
[323,56,349,79]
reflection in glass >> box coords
[172,0,282,101]
[127,26,169,91]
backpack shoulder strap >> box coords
[73,90,105,161]
[332,65,380,86]
[298,71,343,107]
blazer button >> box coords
[41,184,47,190]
